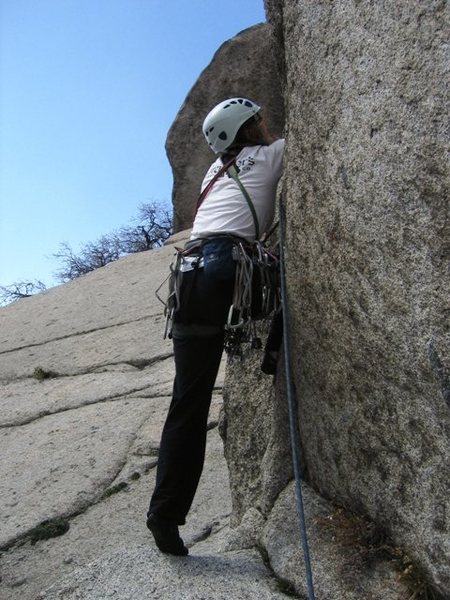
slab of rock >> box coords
[0,243,175,352]
[36,545,290,600]
[0,318,174,380]
[0,232,241,600]
[0,235,190,381]
[0,426,231,600]
[0,360,173,427]
[0,397,166,548]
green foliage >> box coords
[29,518,70,545]
[32,367,59,381]
[102,481,128,498]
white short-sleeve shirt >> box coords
[191,138,285,242]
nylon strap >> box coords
[227,163,260,240]
[192,156,236,223]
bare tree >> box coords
[53,202,172,282]
[118,203,172,253]
[52,235,123,282]
[138,202,172,246]
[0,280,47,306]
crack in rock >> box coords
[0,385,169,429]
[0,353,174,386]
[0,313,160,357]
[255,545,301,599]
[0,434,141,552]
[187,525,214,547]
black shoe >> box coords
[146,513,188,556]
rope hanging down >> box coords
[278,197,316,600]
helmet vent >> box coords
[202,97,261,153]
[223,99,254,110]
[223,100,239,109]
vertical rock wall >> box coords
[262,0,450,594]
[166,6,449,595]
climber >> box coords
[146,97,284,556]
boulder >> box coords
[166,23,285,233]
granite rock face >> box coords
[221,345,293,526]
[2,8,449,598]
[0,232,238,599]
[223,1,449,596]
[263,482,408,600]
[167,23,285,233]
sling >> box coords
[192,156,236,222]
[227,163,260,240]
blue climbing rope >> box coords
[278,197,316,600]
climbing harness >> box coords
[156,234,279,347]
[155,239,204,339]
[278,197,316,600]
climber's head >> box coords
[202,97,269,154]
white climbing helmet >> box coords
[202,97,261,153]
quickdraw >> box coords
[155,240,203,339]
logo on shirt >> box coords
[208,155,256,178]
[236,156,255,171]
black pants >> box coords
[148,266,234,524]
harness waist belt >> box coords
[180,256,204,272]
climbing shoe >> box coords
[146,513,188,556]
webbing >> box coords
[278,198,316,600]
[227,164,260,240]
[192,156,236,222]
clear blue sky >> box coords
[0,0,265,288]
